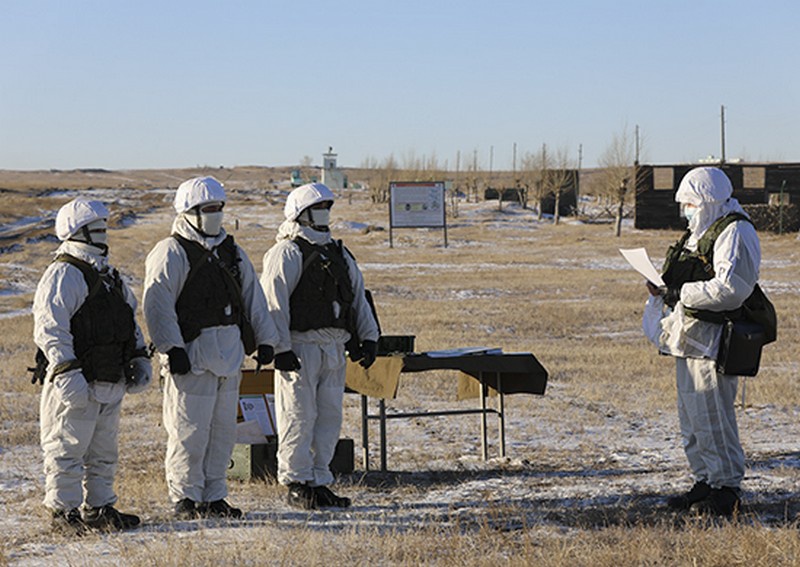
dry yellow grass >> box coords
[1,168,798,565]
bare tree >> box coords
[462,149,482,205]
[519,144,575,222]
[598,127,636,236]
[363,154,398,203]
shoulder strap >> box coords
[171,234,214,290]
[54,254,105,303]
[293,237,322,274]
[696,213,752,260]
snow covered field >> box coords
[1,180,798,565]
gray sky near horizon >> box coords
[2,0,798,171]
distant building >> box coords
[290,169,303,187]
[634,162,800,230]
[321,147,346,191]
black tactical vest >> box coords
[173,234,246,343]
[57,255,138,383]
[661,213,751,323]
[289,238,355,332]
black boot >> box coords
[698,486,741,517]
[51,508,87,535]
[83,505,141,530]
[667,481,711,510]
[199,499,243,519]
[287,482,317,510]
[313,485,351,508]
[174,498,200,520]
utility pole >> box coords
[635,124,640,165]
[720,105,726,165]
[577,144,583,214]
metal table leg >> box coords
[497,373,505,457]
[480,372,488,460]
[379,398,387,472]
[361,394,369,471]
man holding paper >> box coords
[640,167,761,517]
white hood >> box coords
[171,215,228,250]
[275,219,332,246]
[55,240,109,271]
[675,167,748,249]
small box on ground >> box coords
[229,438,354,481]
[233,368,354,480]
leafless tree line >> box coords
[347,127,640,234]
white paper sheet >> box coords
[619,248,665,287]
[424,347,503,358]
[236,419,269,444]
[239,394,277,436]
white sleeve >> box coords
[260,242,303,354]
[142,239,189,353]
[681,222,761,312]
[32,262,88,366]
[346,252,380,343]
[237,245,279,347]
[120,277,147,351]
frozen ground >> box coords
[3,385,799,565]
[1,189,798,565]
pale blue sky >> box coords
[1,1,798,171]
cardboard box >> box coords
[229,438,354,481]
[232,368,354,480]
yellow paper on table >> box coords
[345,356,404,399]
[457,373,498,401]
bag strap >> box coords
[696,212,752,266]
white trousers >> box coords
[275,341,346,487]
[676,357,745,489]
[162,368,241,503]
[40,381,122,511]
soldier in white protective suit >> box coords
[143,176,279,520]
[33,198,151,534]
[642,167,761,516]
[261,183,380,510]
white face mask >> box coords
[681,205,698,222]
[72,219,108,251]
[86,219,109,246]
[187,211,224,236]
[200,211,224,236]
[309,208,330,228]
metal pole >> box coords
[497,373,505,458]
[480,373,488,460]
[379,399,387,471]
[720,105,726,165]
[779,180,786,235]
[361,395,370,471]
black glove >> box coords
[167,347,191,375]
[255,344,274,365]
[359,340,378,369]
[274,350,301,371]
[346,336,364,363]
[663,286,681,308]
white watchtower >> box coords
[321,147,346,190]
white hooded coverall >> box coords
[260,220,379,487]
[642,167,761,490]
[143,216,279,504]
[34,241,148,512]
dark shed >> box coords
[634,163,800,230]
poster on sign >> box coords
[389,181,447,247]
